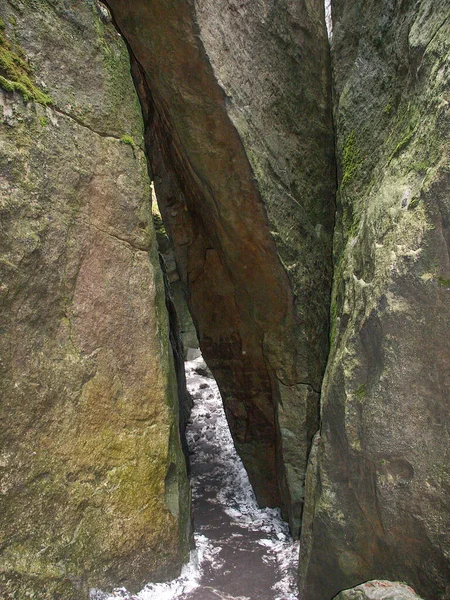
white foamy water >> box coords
[95,356,299,600]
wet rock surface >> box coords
[333,581,424,600]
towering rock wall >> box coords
[192,0,336,536]
[0,1,190,597]
[106,0,335,536]
[299,1,450,599]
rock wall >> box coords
[106,0,335,536]
[0,1,190,597]
[153,204,200,359]
[299,1,450,599]
[333,581,424,600]
[2,1,446,597]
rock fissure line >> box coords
[88,221,150,252]
[49,105,134,144]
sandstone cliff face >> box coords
[0,1,190,597]
[106,0,335,536]
[299,1,450,599]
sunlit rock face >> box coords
[0,1,190,596]
[299,1,450,599]
[106,0,335,536]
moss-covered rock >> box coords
[0,1,190,597]
[299,1,450,599]
[0,17,51,104]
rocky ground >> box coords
[101,356,299,600]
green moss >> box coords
[437,276,450,288]
[120,134,135,146]
[354,384,366,400]
[329,298,338,346]
[0,74,13,91]
[410,161,429,174]
[152,212,167,236]
[407,196,420,210]
[390,130,414,160]
[0,24,52,105]
[383,102,392,116]
[39,116,48,127]
[340,203,360,244]
[0,572,81,600]
[342,131,363,186]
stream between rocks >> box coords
[102,356,299,600]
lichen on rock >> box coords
[0,1,190,597]
[0,14,51,105]
[299,1,450,599]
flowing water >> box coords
[100,356,299,600]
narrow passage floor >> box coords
[105,356,299,600]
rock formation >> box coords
[1,0,449,598]
[0,1,190,597]
[333,581,424,600]
[105,0,335,536]
[299,1,450,599]
[153,201,200,360]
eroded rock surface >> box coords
[106,0,335,535]
[333,581,424,600]
[0,1,190,597]
[299,1,450,599]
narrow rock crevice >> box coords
[104,0,335,537]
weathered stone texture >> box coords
[333,581,424,600]
[194,0,336,537]
[0,1,190,597]
[106,0,334,535]
[299,1,450,599]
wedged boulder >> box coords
[0,1,190,597]
[106,0,335,535]
[333,581,424,600]
[299,1,450,599]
